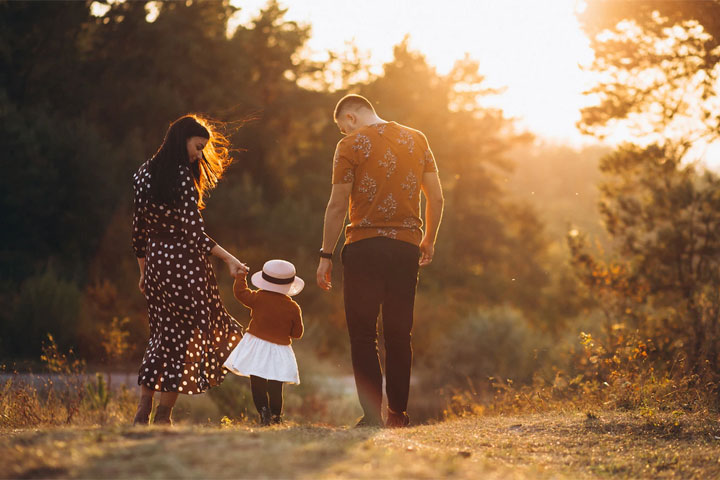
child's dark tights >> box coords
[250,375,283,416]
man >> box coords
[317,94,444,427]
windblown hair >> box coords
[333,94,376,121]
[148,115,232,209]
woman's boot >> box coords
[154,405,173,425]
[132,395,153,426]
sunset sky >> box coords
[87,0,718,167]
[231,0,597,147]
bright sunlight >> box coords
[232,0,595,145]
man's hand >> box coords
[419,237,435,266]
[317,258,333,290]
[318,183,351,291]
[419,171,443,267]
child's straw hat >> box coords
[251,259,304,296]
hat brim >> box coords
[250,271,305,296]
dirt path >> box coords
[2,411,719,479]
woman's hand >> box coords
[209,245,249,277]
[226,256,249,278]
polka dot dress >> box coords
[132,160,242,394]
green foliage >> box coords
[0,105,129,283]
[557,1,720,413]
[6,272,83,357]
[0,0,557,365]
[84,373,110,411]
[569,144,720,379]
[99,317,131,364]
[422,307,554,393]
[579,0,720,142]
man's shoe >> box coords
[259,406,272,426]
[271,414,283,425]
[354,415,384,428]
[385,409,410,428]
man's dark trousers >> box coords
[342,236,420,422]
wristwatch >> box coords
[319,249,333,259]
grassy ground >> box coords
[2,410,720,479]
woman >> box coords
[131,115,247,425]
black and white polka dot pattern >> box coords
[132,161,242,394]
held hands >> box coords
[226,256,249,278]
[316,258,333,290]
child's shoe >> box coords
[259,406,272,426]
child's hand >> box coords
[226,257,248,278]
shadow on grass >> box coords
[71,424,381,479]
[14,466,69,480]
[581,412,720,441]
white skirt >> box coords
[223,333,300,384]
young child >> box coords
[223,259,304,425]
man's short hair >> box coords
[334,94,376,121]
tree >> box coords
[0,1,557,360]
[573,1,720,376]
[569,143,720,373]
[578,0,720,145]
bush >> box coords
[6,269,82,357]
[423,307,554,394]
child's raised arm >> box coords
[233,271,259,307]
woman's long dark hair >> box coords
[149,115,232,209]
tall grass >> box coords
[1,336,363,430]
[443,328,720,419]
[1,335,135,429]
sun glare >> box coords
[408,0,596,145]
[231,0,595,145]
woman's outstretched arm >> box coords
[178,165,248,277]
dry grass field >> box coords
[3,410,720,479]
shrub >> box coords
[7,269,82,357]
[423,307,554,395]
